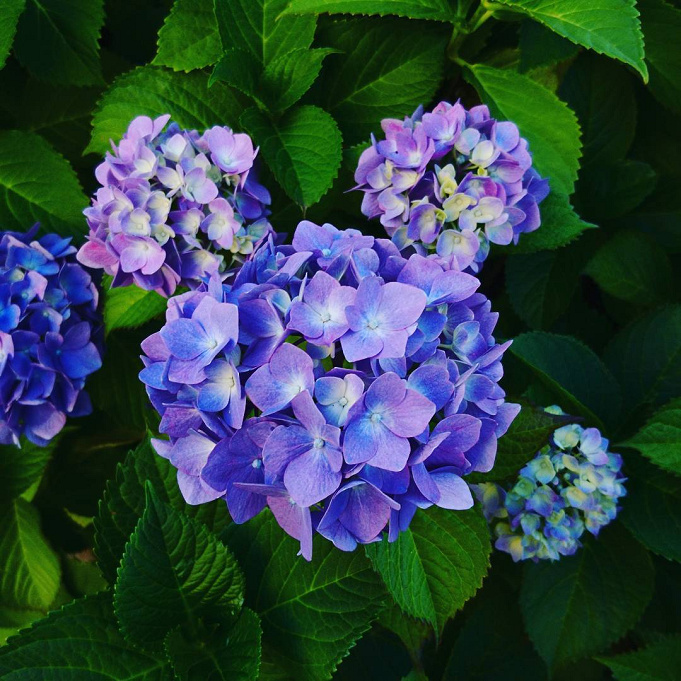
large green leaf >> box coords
[0,0,25,69]
[225,512,386,681]
[103,283,168,333]
[114,487,244,651]
[506,191,595,254]
[13,0,104,86]
[519,19,580,72]
[585,229,672,306]
[0,500,60,612]
[622,398,681,475]
[94,438,231,583]
[469,403,570,482]
[0,593,173,679]
[365,506,490,634]
[604,305,681,419]
[639,0,681,114]
[154,0,221,72]
[316,17,448,144]
[241,105,342,208]
[464,64,582,195]
[164,608,262,681]
[0,439,55,501]
[282,0,458,21]
[493,0,647,79]
[214,0,316,66]
[597,635,681,680]
[0,130,87,238]
[87,66,244,155]
[559,53,636,165]
[520,525,654,670]
[620,453,681,563]
[0,606,44,647]
[510,332,622,430]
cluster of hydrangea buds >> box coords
[0,227,102,446]
[140,220,519,559]
[473,408,626,562]
[77,114,272,297]
[354,101,549,272]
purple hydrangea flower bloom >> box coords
[78,115,273,296]
[473,406,626,562]
[354,102,549,273]
[140,220,518,559]
[0,227,103,446]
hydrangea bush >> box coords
[140,220,518,558]
[0,227,102,446]
[0,0,678,678]
[474,408,626,562]
[354,102,549,272]
[77,115,272,296]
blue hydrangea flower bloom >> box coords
[0,227,103,446]
[354,101,549,272]
[473,407,626,562]
[78,114,272,297]
[140,220,519,559]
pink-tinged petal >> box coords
[378,282,427,330]
[77,238,118,269]
[382,388,435,437]
[284,449,343,507]
[366,429,411,471]
[340,327,384,362]
[269,343,314,389]
[246,365,298,415]
[268,495,313,560]
[365,372,405,412]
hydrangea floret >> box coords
[140,220,520,559]
[473,407,626,562]
[0,226,103,446]
[77,115,272,297]
[354,101,549,272]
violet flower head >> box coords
[354,102,549,273]
[0,226,103,447]
[78,115,273,297]
[473,406,626,562]
[140,220,518,559]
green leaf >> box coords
[585,229,672,306]
[622,398,681,475]
[316,17,448,145]
[154,0,222,72]
[493,0,647,80]
[519,20,580,72]
[225,512,386,681]
[639,0,681,114]
[0,0,25,69]
[597,634,681,680]
[94,438,230,583]
[241,105,342,207]
[506,191,596,254]
[365,506,490,634]
[114,486,244,651]
[620,452,681,562]
[0,500,60,612]
[464,64,582,195]
[0,593,173,679]
[87,66,244,155]
[510,332,622,430]
[469,403,571,482]
[282,0,458,22]
[104,283,168,333]
[506,249,582,328]
[604,305,681,418]
[13,0,104,86]
[215,0,316,66]
[0,606,44,646]
[164,608,262,681]
[0,439,55,501]
[520,525,654,670]
[559,53,636,165]
[0,130,87,238]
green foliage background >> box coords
[1,0,681,678]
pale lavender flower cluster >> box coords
[473,408,626,562]
[77,115,272,297]
[354,101,549,272]
[0,227,102,446]
[140,220,519,559]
